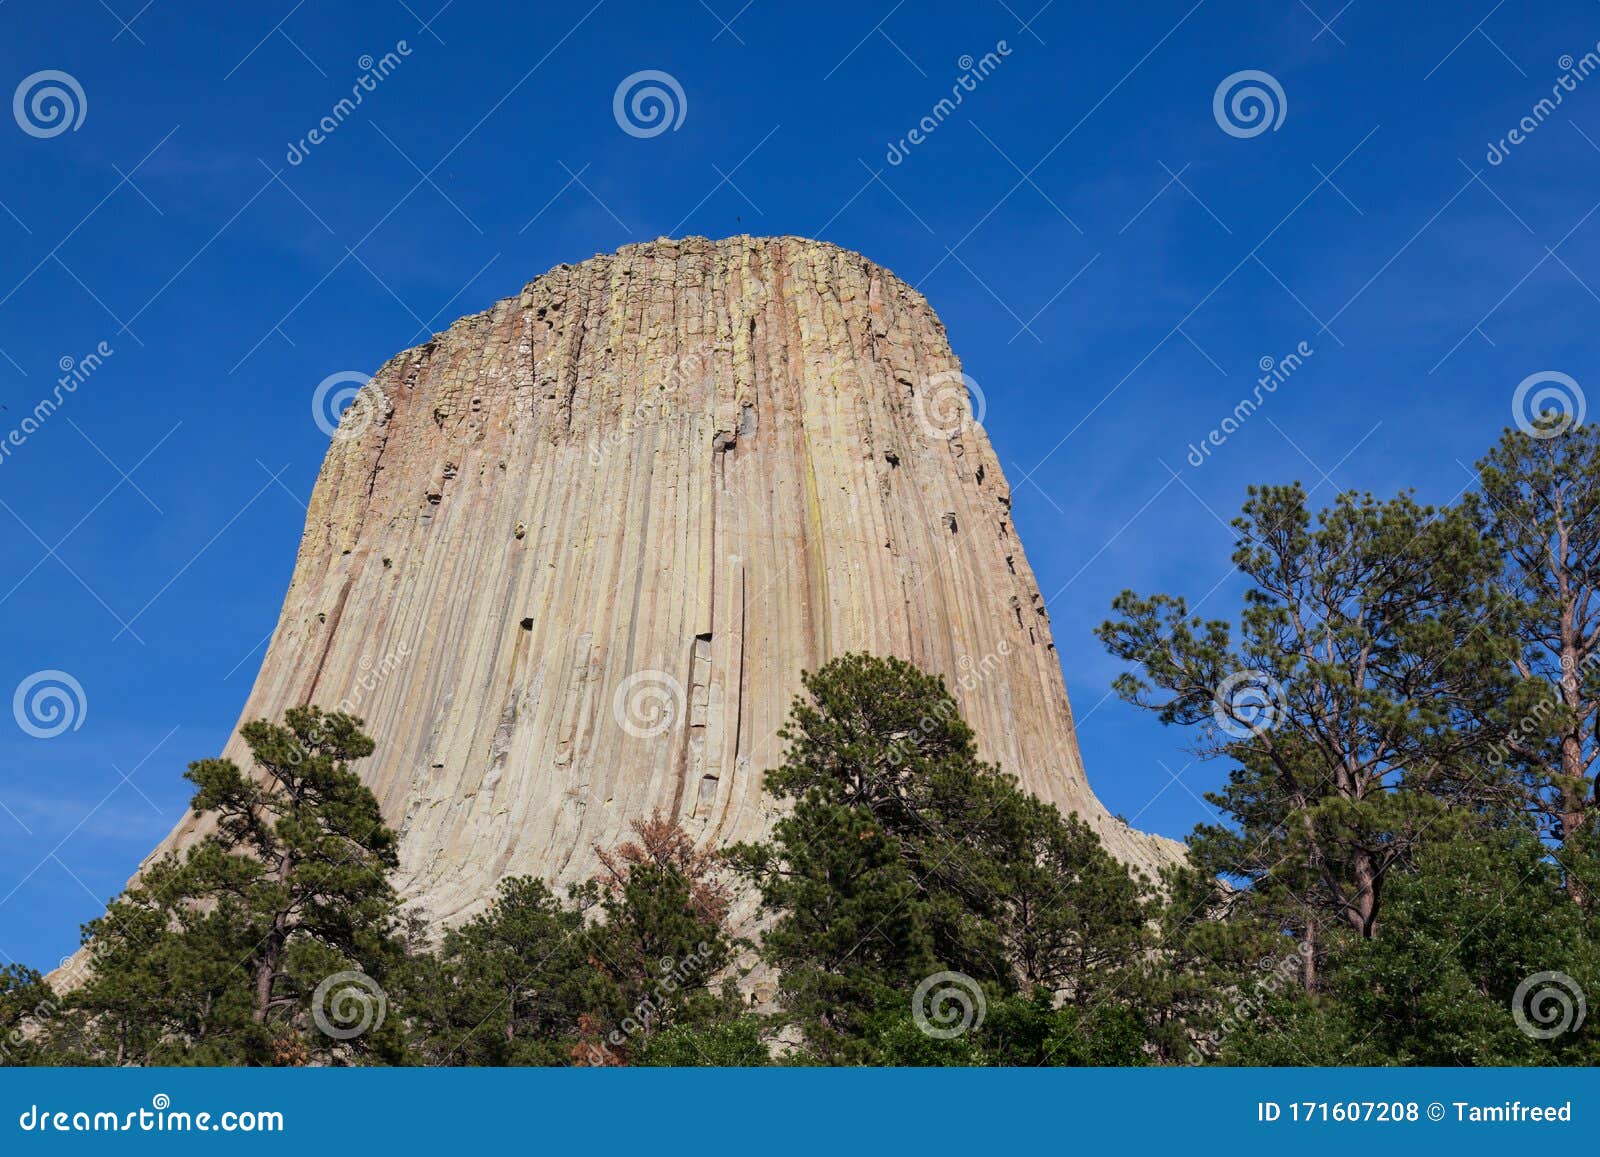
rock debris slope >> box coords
[149,235,1182,926]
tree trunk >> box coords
[251,850,294,1026]
[1349,849,1380,938]
[1557,629,1592,907]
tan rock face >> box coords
[150,234,1181,928]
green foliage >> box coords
[1472,421,1600,871]
[403,876,591,1066]
[731,653,1156,1063]
[631,1018,772,1066]
[402,814,746,1066]
[45,708,408,1065]
[1101,465,1600,1068]
[26,420,1600,1070]
[1100,484,1524,947]
[572,814,746,1063]
[1222,821,1600,1065]
[0,965,58,1067]
[860,988,1150,1067]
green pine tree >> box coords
[1222,818,1600,1065]
[1472,419,1600,902]
[575,814,746,1065]
[404,875,591,1066]
[732,653,1154,1064]
[1098,484,1527,966]
[0,965,58,1066]
[404,814,748,1067]
[49,708,406,1065]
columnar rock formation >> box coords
[149,235,1181,927]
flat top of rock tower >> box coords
[519,234,932,311]
[388,234,943,364]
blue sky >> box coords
[2,0,1599,968]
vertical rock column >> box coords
[142,235,1181,930]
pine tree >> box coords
[1222,819,1600,1065]
[1473,419,1600,902]
[404,815,747,1066]
[1098,485,1524,964]
[732,653,1154,1062]
[575,813,744,1064]
[0,965,58,1066]
[404,876,591,1066]
[50,709,406,1065]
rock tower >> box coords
[146,235,1180,927]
